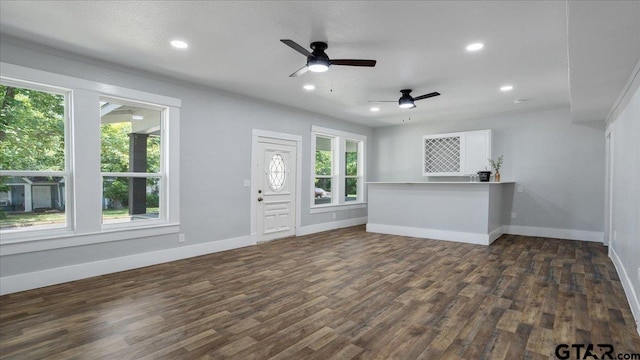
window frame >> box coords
[99,95,167,229]
[310,126,366,213]
[312,133,336,208]
[0,78,73,236]
[0,62,181,251]
[344,138,364,203]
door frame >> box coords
[251,129,302,241]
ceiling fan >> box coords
[371,89,441,109]
[280,39,377,77]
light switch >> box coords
[243,179,251,187]
[517,186,523,193]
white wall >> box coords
[371,107,605,237]
[607,64,640,333]
[0,40,371,281]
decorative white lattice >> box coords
[268,154,286,191]
[424,136,461,173]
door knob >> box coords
[258,197,263,202]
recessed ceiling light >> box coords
[466,43,484,52]
[500,85,514,92]
[303,84,315,91]
[370,107,380,112]
[131,115,144,121]
[170,40,189,49]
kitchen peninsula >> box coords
[366,181,514,245]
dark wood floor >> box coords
[1,226,639,359]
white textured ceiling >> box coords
[567,0,640,122]
[0,1,638,126]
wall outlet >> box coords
[179,233,186,243]
[332,213,336,219]
[614,230,617,241]
[511,212,517,219]
[517,186,523,193]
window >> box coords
[1,63,180,247]
[345,140,360,202]
[314,135,334,205]
[0,82,69,233]
[100,97,164,226]
[311,126,366,210]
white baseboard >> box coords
[366,223,491,246]
[297,217,367,236]
[0,234,256,296]
[488,226,504,244]
[503,225,603,242]
[2,215,370,295]
[610,248,640,336]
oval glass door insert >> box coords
[268,154,286,191]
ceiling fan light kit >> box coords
[307,42,330,72]
[307,59,329,72]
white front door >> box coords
[32,186,51,209]
[257,139,297,241]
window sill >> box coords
[0,226,73,244]
[0,223,180,256]
[310,202,367,214]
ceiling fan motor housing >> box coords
[308,42,331,70]
[399,89,416,108]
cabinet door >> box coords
[422,133,464,176]
[423,129,492,177]
[463,130,492,175]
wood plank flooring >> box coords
[1,226,639,359]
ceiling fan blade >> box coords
[368,100,396,103]
[280,39,312,57]
[413,92,441,101]
[289,66,309,77]
[330,59,377,67]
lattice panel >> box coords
[424,136,461,173]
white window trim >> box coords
[310,125,366,212]
[0,63,181,253]
[312,133,337,208]
[0,80,73,237]
[344,138,365,203]
[99,96,168,230]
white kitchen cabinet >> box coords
[422,129,492,176]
